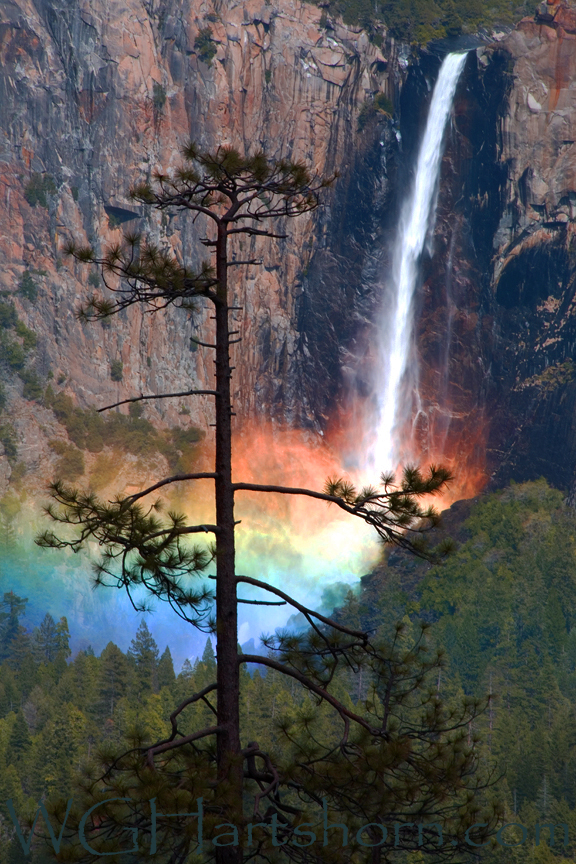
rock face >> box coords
[2,0,576,501]
[0,0,393,491]
[422,0,576,493]
[322,0,576,497]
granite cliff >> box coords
[0,0,392,494]
[1,0,576,502]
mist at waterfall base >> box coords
[0,54,487,668]
[0,425,377,670]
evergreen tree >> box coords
[202,637,216,666]
[0,592,28,662]
[6,836,30,864]
[127,621,159,695]
[33,614,59,663]
[157,646,175,690]
[55,617,71,658]
[98,642,129,719]
[38,144,475,864]
[6,713,31,765]
[179,658,193,680]
[0,666,18,717]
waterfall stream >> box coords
[370,52,468,472]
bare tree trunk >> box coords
[214,221,242,864]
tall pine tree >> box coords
[127,621,159,695]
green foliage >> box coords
[15,321,37,351]
[336,479,576,840]
[324,465,454,561]
[20,369,43,401]
[110,359,123,381]
[44,387,205,467]
[152,81,166,110]
[23,173,56,208]
[49,440,85,481]
[0,301,18,330]
[310,0,528,44]
[0,300,38,389]
[0,382,6,412]
[70,185,79,202]
[32,613,70,663]
[521,358,576,392]
[166,425,204,472]
[358,92,393,130]
[0,423,18,464]
[374,91,393,113]
[194,27,217,64]
[0,335,25,371]
[128,620,160,694]
[18,271,38,304]
[157,646,176,689]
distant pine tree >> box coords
[0,591,28,662]
[98,642,129,719]
[128,621,159,694]
[7,713,31,765]
[157,646,176,689]
[202,637,216,666]
[55,616,71,657]
[179,658,193,679]
[33,613,59,663]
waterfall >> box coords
[370,52,467,472]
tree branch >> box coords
[124,473,217,504]
[237,598,286,606]
[147,726,223,766]
[98,389,218,412]
[226,227,288,239]
[168,683,218,736]
[239,655,378,736]
[236,576,367,640]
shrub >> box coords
[0,424,18,464]
[162,426,205,472]
[90,452,121,491]
[24,173,56,208]
[110,360,123,382]
[0,336,26,371]
[20,369,43,402]
[358,92,393,131]
[10,462,26,483]
[18,272,38,303]
[49,440,85,481]
[0,490,21,521]
[45,388,205,467]
[194,27,217,64]
[153,82,166,110]
[0,383,6,412]
[15,321,37,351]
[71,185,79,202]
[0,302,17,330]
[309,0,520,45]
[374,92,393,114]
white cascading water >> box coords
[369,52,468,472]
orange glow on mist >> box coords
[324,391,488,512]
